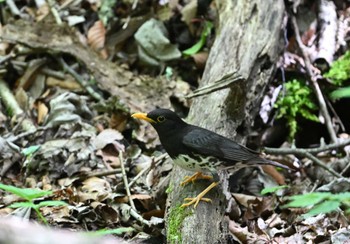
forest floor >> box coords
[0,0,350,243]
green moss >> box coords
[324,51,350,86]
[165,183,173,194]
[275,79,319,139]
[167,204,192,244]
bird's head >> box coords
[132,109,187,134]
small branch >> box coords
[129,206,150,226]
[291,15,338,143]
[41,68,66,80]
[128,153,168,188]
[5,126,48,142]
[119,152,136,211]
[5,0,21,16]
[339,156,350,175]
[265,138,350,155]
[325,98,346,132]
[265,138,350,178]
[58,57,103,101]
[0,80,36,132]
[47,0,62,25]
[185,72,243,98]
[304,152,342,178]
[79,169,123,179]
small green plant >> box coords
[283,192,350,217]
[98,0,115,26]
[182,21,213,56]
[324,51,350,99]
[261,185,288,195]
[88,227,134,236]
[0,183,67,224]
[275,79,319,139]
[324,51,350,86]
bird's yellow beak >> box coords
[131,112,156,123]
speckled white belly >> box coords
[172,154,218,172]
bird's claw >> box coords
[181,197,212,208]
[180,172,213,186]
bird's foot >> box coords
[180,182,219,208]
[181,197,212,208]
[180,172,213,186]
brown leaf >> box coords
[46,76,82,90]
[191,51,208,69]
[262,165,286,185]
[37,101,48,124]
[87,20,108,58]
[78,177,112,202]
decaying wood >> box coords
[165,0,285,242]
[1,20,190,113]
[314,0,337,66]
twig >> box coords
[185,72,243,98]
[5,0,21,16]
[265,138,350,155]
[340,156,350,175]
[41,68,66,80]
[58,0,75,10]
[0,80,36,132]
[304,152,342,178]
[58,57,103,101]
[80,169,123,179]
[5,126,49,142]
[265,139,350,178]
[119,152,136,211]
[47,0,62,25]
[129,206,150,226]
[291,15,338,143]
[325,98,345,132]
[128,153,168,188]
[0,52,16,65]
[132,0,139,10]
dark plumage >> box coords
[132,108,288,207]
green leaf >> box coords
[0,183,52,201]
[9,202,36,208]
[37,201,68,208]
[330,192,350,201]
[261,185,288,195]
[303,200,340,217]
[330,86,350,100]
[22,145,40,156]
[183,21,213,55]
[88,227,134,236]
[284,192,331,208]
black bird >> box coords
[132,109,289,208]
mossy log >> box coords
[165,0,285,243]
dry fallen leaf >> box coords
[78,177,112,202]
[37,101,48,124]
[87,20,108,59]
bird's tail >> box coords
[248,157,290,170]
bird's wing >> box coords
[182,127,260,163]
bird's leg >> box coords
[180,172,213,186]
[181,182,219,208]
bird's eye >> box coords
[157,116,165,122]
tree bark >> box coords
[165,0,285,243]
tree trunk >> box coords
[165,0,285,243]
